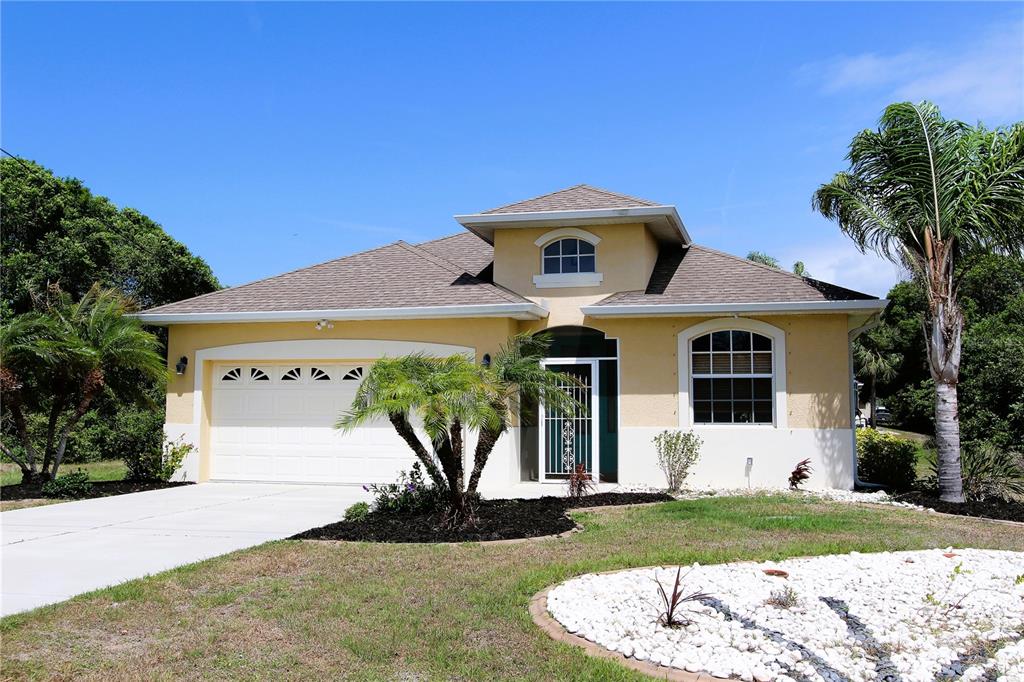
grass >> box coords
[3,495,1023,681]
[0,459,127,487]
[0,460,128,511]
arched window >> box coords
[690,330,773,424]
[542,238,596,275]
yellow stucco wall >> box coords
[492,223,659,299]
[166,313,851,431]
[518,313,852,429]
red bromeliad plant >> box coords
[789,458,813,489]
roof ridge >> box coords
[688,244,878,301]
[688,243,817,285]
[481,184,589,214]
[394,240,465,277]
[143,240,405,314]
[395,240,524,304]
[575,183,661,207]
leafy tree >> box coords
[339,335,582,524]
[813,102,1024,503]
[0,285,166,482]
[1,157,219,318]
[746,251,781,269]
[792,261,810,277]
[1,156,218,481]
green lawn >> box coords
[1,460,129,511]
[3,495,1022,681]
[0,459,127,487]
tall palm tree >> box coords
[813,102,1024,502]
[339,334,582,522]
[1,284,167,481]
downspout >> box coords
[849,315,885,490]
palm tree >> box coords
[746,251,781,268]
[813,102,1024,502]
[338,334,582,522]
[0,284,167,482]
[853,339,899,428]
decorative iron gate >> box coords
[540,361,598,480]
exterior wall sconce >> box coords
[175,356,188,375]
[314,319,334,331]
[481,353,491,368]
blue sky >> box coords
[3,2,1021,296]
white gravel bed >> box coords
[546,549,1024,682]
[677,486,928,511]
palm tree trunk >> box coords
[0,384,41,482]
[386,412,446,488]
[50,370,104,479]
[467,426,502,495]
[926,290,964,503]
[934,379,963,502]
[40,395,66,478]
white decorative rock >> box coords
[547,549,1024,681]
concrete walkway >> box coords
[1,483,366,617]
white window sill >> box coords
[532,272,604,289]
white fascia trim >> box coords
[455,205,690,244]
[532,272,604,289]
[581,299,889,317]
[135,302,549,325]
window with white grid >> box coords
[690,330,774,424]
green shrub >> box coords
[41,470,93,498]
[857,429,918,491]
[925,442,1024,502]
[125,436,192,483]
[344,502,370,521]
[653,430,703,492]
[364,462,447,515]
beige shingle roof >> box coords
[592,244,877,306]
[417,232,493,276]
[481,184,661,214]
[142,240,525,315]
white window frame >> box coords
[677,318,787,429]
[532,228,604,288]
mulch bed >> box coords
[1,479,192,503]
[898,492,1024,523]
[291,491,674,543]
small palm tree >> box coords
[853,339,899,428]
[813,101,1024,502]
[339,334,582,523]
[0,284,167,482]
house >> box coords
[138,185,886,492]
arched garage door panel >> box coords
[210,362,416,484]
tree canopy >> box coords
[1,156,219,320]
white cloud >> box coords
[801,20,1024,122]
[778,238,905,298]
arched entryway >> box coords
[520,326,619,483]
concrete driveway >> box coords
[1,483,367,617]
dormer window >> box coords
[532,228,604,288]
[543,238,596,275]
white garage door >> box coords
[210,362,417,484]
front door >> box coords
[540,360,599,481]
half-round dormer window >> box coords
[542,238,596,274]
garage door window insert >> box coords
[691,330,773,424]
